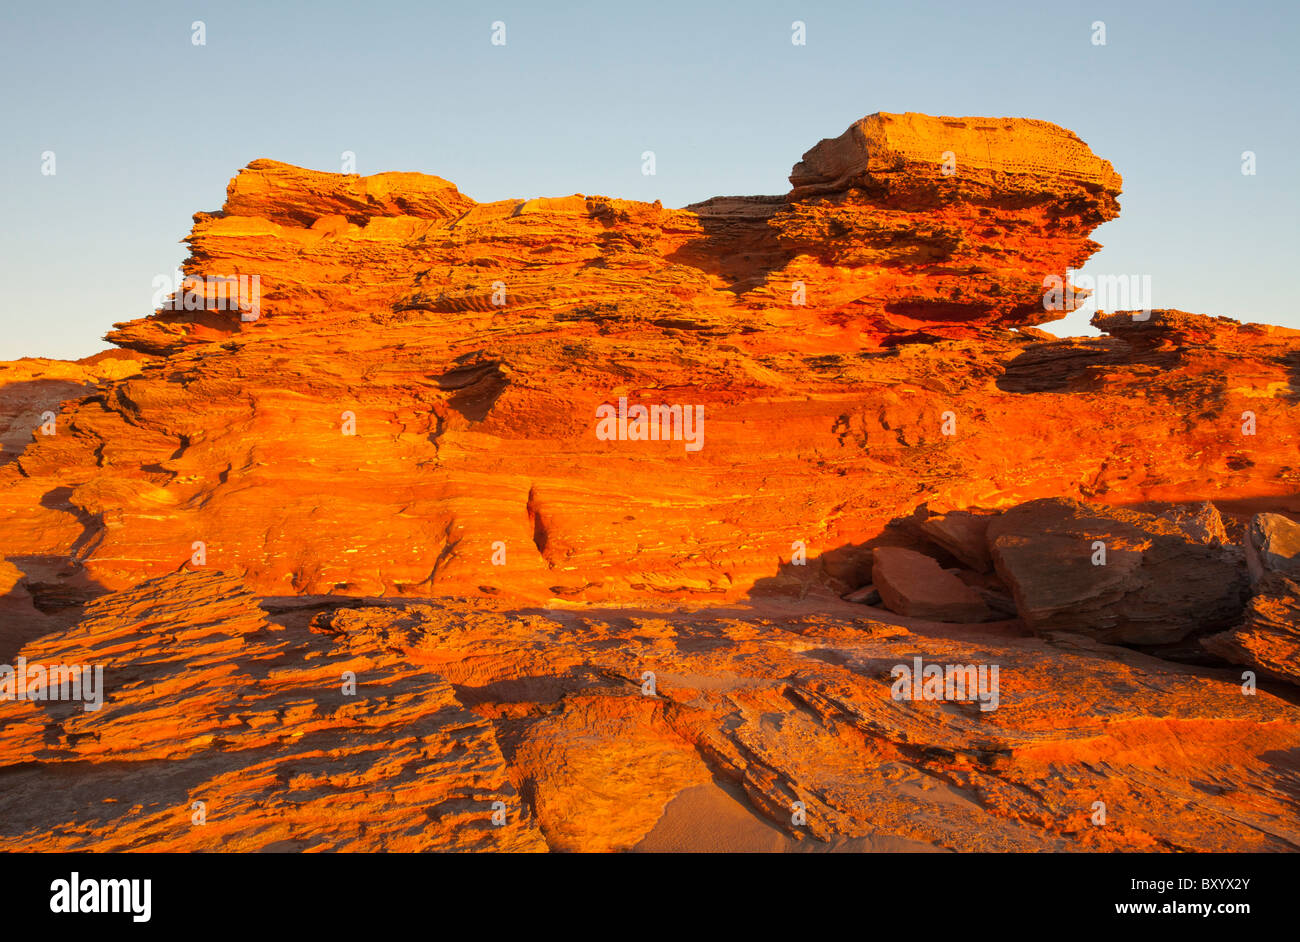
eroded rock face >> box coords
[0,115,1296,609]
[988,499,1250,645]
[0,355,144,467]
[0,114,1298,853]
[1,571,1297,852]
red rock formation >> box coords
[1,116,1296,612]
[1,569,1297,852]
[0,112,1297,853]
[1201,513,1300,686]
[0,571,544,851]
[0,354,144,467]
[1243,512,1300,583]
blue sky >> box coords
[2,0,1297,359]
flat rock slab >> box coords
[870,546,991,623]
[988,498,1249,645]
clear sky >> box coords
[2,0,1297,360]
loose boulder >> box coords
[919,510,994,572]
[1244,513,1300,585]
[842,583,882,605]
[987,498,1249,645]
[870,547,992,623]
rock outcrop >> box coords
[0,570,545,851]
[920,510,995,572]
[0,354,144,467]
[0,112,1298,853]
[1,115,1297,611]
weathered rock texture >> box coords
[989,499,1251,645]
[2,114,1298,614]
[0,354,144,467]
[0,571,545,851]
[0,112,1298,853]
[1245,513,1300,584]
[0,570,1297,852]
[1203,572,1300,688]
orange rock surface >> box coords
[0,112,1297,852]
[0,570,1296,852]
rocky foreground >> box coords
[0,112,1297,852]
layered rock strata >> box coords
[0,113,1297,852]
